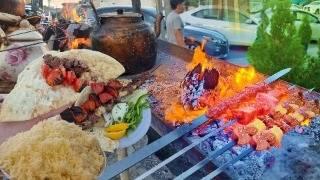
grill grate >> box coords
[99,118,246,180]
[136,120,235,180]
[99,115,208,179]
[99,62,292,180]
[99,118,252,180]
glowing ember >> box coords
[301,119,311,126]
[69,38,91,49]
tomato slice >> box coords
[60,66,67,78]
[41,64,52,79]
[81,100,96,112]
[66,71,77,85]
[91,82,105,95]
[46,69,64,86]
[73,78,84,92]
[99,93,113,104]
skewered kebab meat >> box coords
[251,126,284,151]
[194,82,270,135]
[231,118,266,145]
[60,80,124,129]
[219,87,317,151]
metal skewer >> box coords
[175,141,236,180]
[136,120,235,180]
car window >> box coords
[222,10,250,23]
[294,11,318,23]
[191,9,220,20]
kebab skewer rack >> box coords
[100,85,319,180]
[101,41,320,179]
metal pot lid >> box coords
[99,9,142,19]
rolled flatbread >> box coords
[0,49,125,122]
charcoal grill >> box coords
[97,40,320,180]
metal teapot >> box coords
[0,0,25,17]
[90,9,163,74]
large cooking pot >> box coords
[0,0,25,17]
[91,9,163,74]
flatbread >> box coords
[47,49,125,83]
[0,49,125,122]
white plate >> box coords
[119,108,151,148]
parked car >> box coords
[181,6,259,46]
[261,8,320,41]
[181,5,320,46]
[304,1,320,15]
[184,25,229,58]
[88,6,229,58]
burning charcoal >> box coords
[203,68,219,90]
[263,155,276,168]
[181,63,206,109]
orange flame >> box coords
[62,4,82,22]
[165,46,260,124]
[69,38,91,49]
[71,9,82,23]
[233,66,257,90]
[165,100,206,125]
[187,46,213,72]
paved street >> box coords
[226,46,249,66]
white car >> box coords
[181,6,320,46]
[304,1,320,15]
[181,6,259,46]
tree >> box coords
[249,0,320,90]
[249,0,304,77]
[318,38,320,58]
[298,15,312,51]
